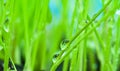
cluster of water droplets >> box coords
[52,39,69,63]
[0,5,10,49]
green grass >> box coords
[0,0,120,71]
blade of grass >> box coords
[9,57,17,71]
[21,0,31,70]
[50,1,112,70]
[54,0,112,66]
[62,56,69,71]
[3,0,15,70]
[113,16,120,71]
[70,48,78,71]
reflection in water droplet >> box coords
[52,52,60,63]
[60,39,69,50]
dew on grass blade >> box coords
[60,39,69,50]
[52,52,60,63]
[3,18,9,33]
[8,58,14,70]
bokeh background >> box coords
[0,0,120,71]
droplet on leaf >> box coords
[60,39,69,50]
[52,52,60,63]
[3,18,9,33]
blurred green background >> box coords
[0,0,120,71]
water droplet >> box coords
[3,18,9,33]
[52,52,60,63]
[60,39,69,50]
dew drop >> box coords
[52,52,60,63]
[60,39,69,50]
[3,18,9,33]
